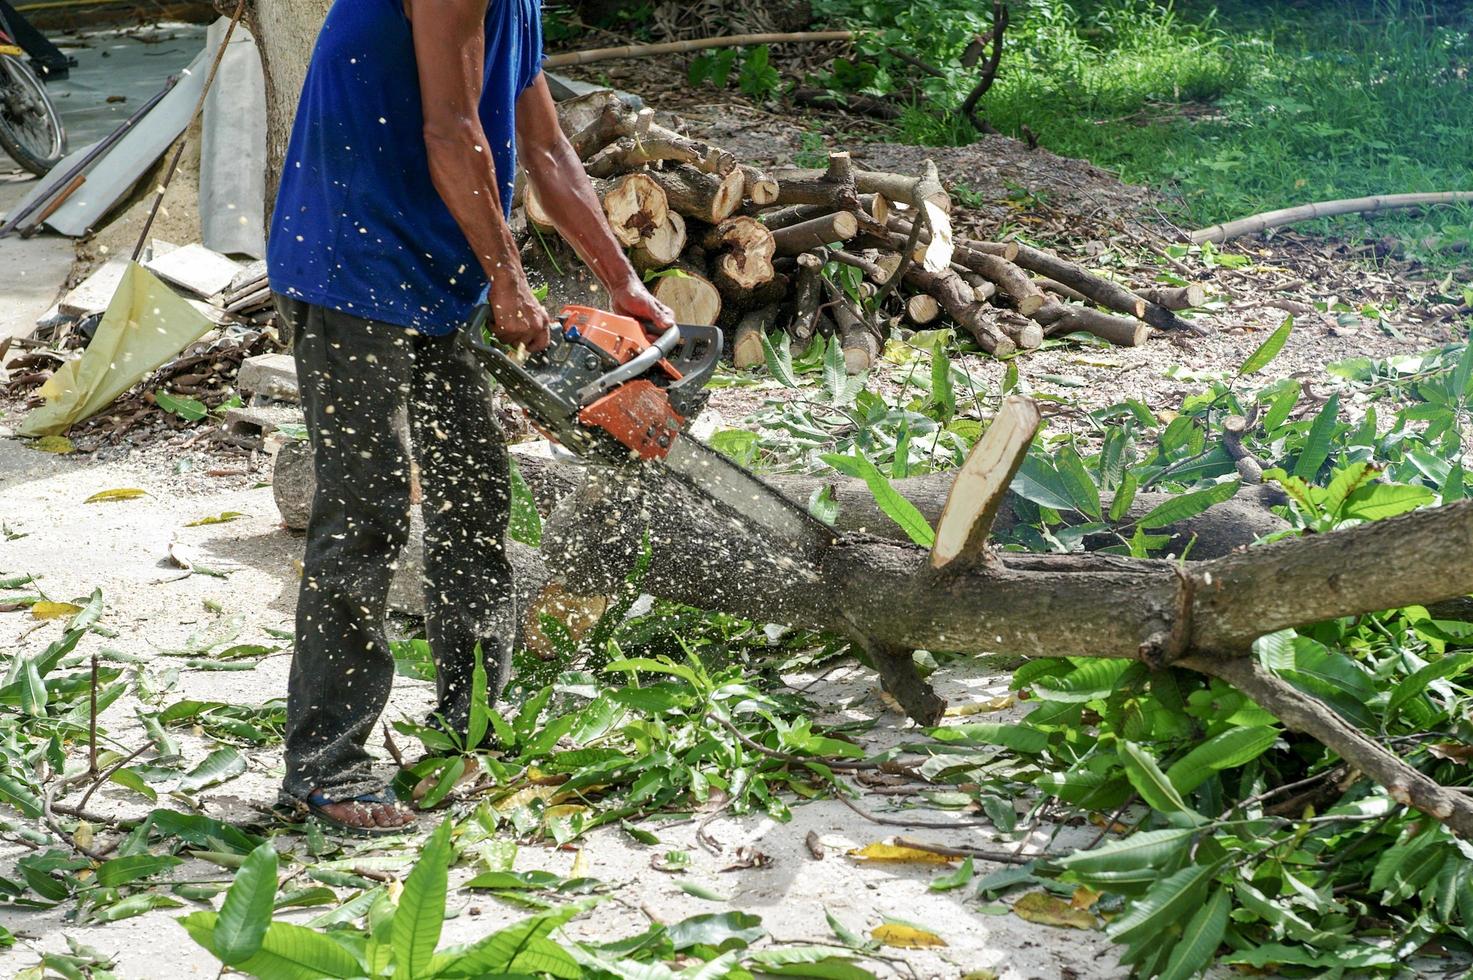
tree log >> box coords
[1012,243,1201,335]
[741,165,780,206]
[771,212,860,255]
[631,212,688,271]
[585,134,738,178]
[650,165,745,223]
[702,216,778,296]
[733,305,779,370]
[595,173,669,247]
[1035,301,1151,347]
[904,266,1017,357]
[652,260,722,325]
[832,295,877,374]
[788,252,824,347]
[905,293,942,326]
[1136,284,1207,310]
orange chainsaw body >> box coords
[562,306,686,460]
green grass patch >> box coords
[815,0,1473,268]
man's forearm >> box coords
[523,135,639,295]
[425,127,524,285]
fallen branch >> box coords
[1190,192,1473,244]
[543,31,856,69]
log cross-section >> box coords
[929,396,1041,574]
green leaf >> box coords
[760,330,799,387]
[1386,654,1473,724]
[1055,827,1197,874]
[1452,337,1473,405]
[1011,454,1076,511]
[929,856,973,892]
[1107,861,1219,946]
[1158,887,1228,980]
[1292,394,1340,480]
[1239,316,1294,375]
[1165,726,1278,794]
[181,912,361,979]
[667,910,766,951]
[1342,482,1435,521]
[215,842,279,965]
[925,723,1049,754]
[180,747,247,793]
[19,657,47,717]
[468,643,491,752]
[155,390,209,422]
[1055,447,1102,519]
[928,348,956,420]
[431,902,588,978]
[1109,472,1139,523]
[1135,480,1239,529]
[93,892,183,921]
[1118,741,1192,814]
[821,451,934,548]
[393,816,453,978]
[507,457,543,547]
[95,854,182,888]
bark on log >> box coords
[1035,301,1151,347]
[832,295,878,375]
[771,212,860,255]
[1137,284,1207,311]
[650,165,745,223]
[1012,243,1200,335]
[788,252,824,347]
[585,134,738,178]
[741,165,780,207]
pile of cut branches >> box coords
[520,90,1205,373]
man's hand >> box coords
[488,276,554,353]
[610,277,677,336]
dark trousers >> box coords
[276,296,515,800]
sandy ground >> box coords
[0,433,1122,979]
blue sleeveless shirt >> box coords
[266,0,543,335]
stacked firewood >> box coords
[519,91,1207,374]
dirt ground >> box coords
[3,63,1469,980]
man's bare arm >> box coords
[516,76,675,332]
[409,0,551,349]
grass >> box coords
[820,0,1473,270]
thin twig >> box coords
[835,783,997,830]
[77,743,151,813]
[893,835,1048,865]
[88,655,99,776]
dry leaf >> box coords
[1071,886,1102,911]
[32,601,83,620]
[962,972,1000,980]
[493,782,567,812]
[1429,743,1473,763]
[570,848,591,878]
[1012,891,1096,930]
[85,488,148,503]
[872,923,947,948]
[847,842,955,865]
[720,845,772,871]
[945,695,1015,717]
[185,511,245,527]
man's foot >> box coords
[306,788,415,836]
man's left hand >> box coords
[610,278,677,336]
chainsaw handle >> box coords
[574,324,682,405]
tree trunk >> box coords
[246,0,331,212]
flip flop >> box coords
[304,788,416,837]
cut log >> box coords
[595,172,669,247]
[1034,275,1091,306]
[1035,302,1151,347]
[733,304,779,370]
[631,211,688,271]
[649,165,745,224]
[1136,284,1207,310]
[758,203,832,231]
[651,261,722,325]
[702,216,778,298]
[740,165,780,206]
[771,212,860,255]
[859,193,890,225]
[905,293,941,326]
[826,248,887,283]
[955,268,997,304]
[771,151,861,210]
[997,312,1044,350]
[930,396,1041,573]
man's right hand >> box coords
[488,276,553,353]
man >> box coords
[267,0,674,833]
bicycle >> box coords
[0,7,65,176]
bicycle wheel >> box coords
[0,54,65,176]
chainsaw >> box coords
[462,304,830,554]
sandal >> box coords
[304,788,416,837]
